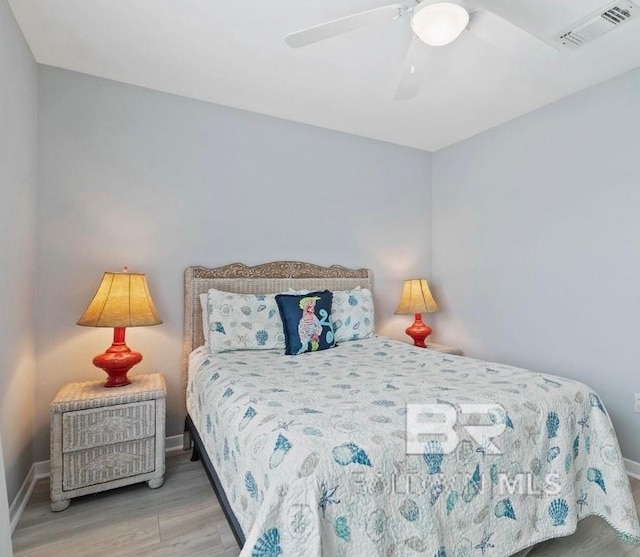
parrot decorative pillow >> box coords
[275,291,336,355]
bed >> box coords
[182,261,640,557]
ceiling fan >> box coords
[285,1,557,100]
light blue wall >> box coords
[35,66,433,460]
[432,66,640,461]
[0,0,37,504]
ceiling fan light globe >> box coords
[411,2,469,47]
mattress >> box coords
[186,337,640,557]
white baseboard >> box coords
[165,434,185,454]
[9,465,35,533]
[33,460,49,480]
[9,434,185,533]
[624,458,640,480]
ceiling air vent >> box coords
[555,1,639,48]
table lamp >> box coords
[77,268,162,387]
[395,278,439,347]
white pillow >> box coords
[286,286,361,295]
[331,288,376,342]
[199,293,209,348]
[206,289,286,352]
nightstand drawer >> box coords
[62,400,156,452]
[63,437,156,491]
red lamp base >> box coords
[92,327,142,387]
[405,313,433,348]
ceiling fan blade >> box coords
[466,8,559,63]
[285,4,410,48]
[395,38,461,101]
[394,40,432,101]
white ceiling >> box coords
[9,0,640,151]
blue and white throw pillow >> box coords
[331,288,375,342]
[275,291,336,355]
[207,289,286,352]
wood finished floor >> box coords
[11,451,640,556]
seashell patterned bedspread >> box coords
[186,337,640,557]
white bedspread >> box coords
[187,337,640,557]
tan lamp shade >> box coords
[77,271,162,328]
[394,278,440,315]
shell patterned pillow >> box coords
[331,288,375,342]
[199,293,209,348]
[206,289,286,352]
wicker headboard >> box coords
[182,261,373,400]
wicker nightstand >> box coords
[50,373,166,511]
[425,342,463,356]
